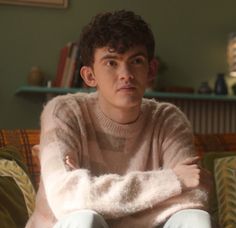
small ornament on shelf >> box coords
[197,81,212,94]
[214,73,228,95]
[27,66,44,86]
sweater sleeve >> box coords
[157,103,196,168]
[39,97,182,220]
[156,103,210,208]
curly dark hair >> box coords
[78,10,155,66]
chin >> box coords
[116,97,142,109]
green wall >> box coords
[1,0,236,128]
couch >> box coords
[0,129,236,228]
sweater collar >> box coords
[88,92,146,138]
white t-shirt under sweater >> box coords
[26,92,209,228]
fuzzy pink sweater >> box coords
[26,92,209,228]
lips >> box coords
[117,85,136,91]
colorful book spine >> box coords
[53,42,72,87]
[60,42,74,87]
[64,44,79,87]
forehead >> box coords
[94,45,148,60]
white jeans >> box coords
[53,210,109,228]
[53,209,212,228]
[161,209,212,228]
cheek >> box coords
[96,74,115,91]
[96,66,116,77]
[135,68,149,81]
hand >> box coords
[173,156,201,191]
[65,155,78,170]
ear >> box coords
[148,58,159,82]
[80,66,97,87]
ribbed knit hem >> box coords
[87,92,146,138]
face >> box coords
[88,46,149,109]
[82,46,151,112]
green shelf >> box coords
[144,90,236,101]
[15,86,95,94]
[15,86,236,101]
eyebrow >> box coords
[99,52,148,62]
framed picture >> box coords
[0,0,68,8]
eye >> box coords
[106,60,117,67]
[132,57,146,65]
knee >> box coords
[76,210,102,222]
[54,210,108,228]
[82,210,107,227]
[164,209,211,228]
[181,209,210,222]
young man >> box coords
[26,10,212,228]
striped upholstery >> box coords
[0,130,40,188]
[214,156,236,228]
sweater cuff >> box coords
[165,169,182,194]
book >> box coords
[60,42,74,87]
[64,44,78,87]
[53,42,72,87]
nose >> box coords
[118,64,134,81]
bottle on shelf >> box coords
[214,73,228,95]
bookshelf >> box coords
[15,86,236,101]
[15,86,94,95]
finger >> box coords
[66,159,77,169]
[65,156,76,168]
[182,156,200,165]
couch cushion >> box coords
[0,146,36,227]
[201,151,236,226]
[214,156,236,228]
[0,129,40,188]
